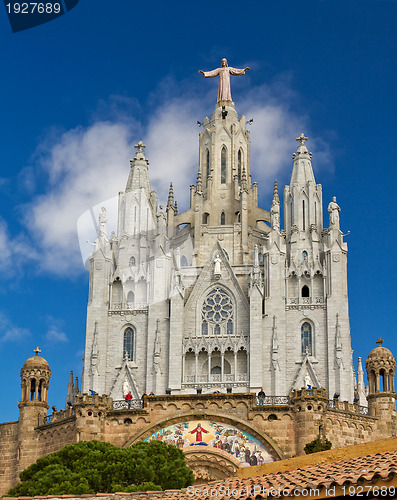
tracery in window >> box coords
[201,287,234,336]
[301,322,312,356]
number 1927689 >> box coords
[5,3,61,13]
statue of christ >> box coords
[199,58,250,103]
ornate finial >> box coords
[273,179,280,203]
[296,133,308,146]
[174,200,178,214]
[134,140,146,153]
[197,171,202,192]
[33,346,41,356]
[376,337,384,347]
[167,182,174,209]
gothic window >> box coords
[258,252,264,265]
[211,366,221,374]
[302,285,310,297]
[221,146,227,184]
[221,212,226,225]
[129,256,136,266]
[235,211,241,222]
[203,213,209,224]
[181,255,188,267]
[302,200,306,231]
[206,149,210,178]
[301,322,313,356]
[123,327,135,360]
[237,149,242,185]
[201,287,234,336]
[302,251,308,263]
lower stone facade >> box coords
[1,388,395,496]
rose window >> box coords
[201,287,234,335]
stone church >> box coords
[0,62,396,495]
[82,67,355,404]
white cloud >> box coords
[21,75,333,277]
[0,313,31,342]
[45,316,68,342]
[0,218,38,275]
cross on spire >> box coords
[33,346,41,356]
[296,133,308,146]
[134,140,146,153]
[376,337,384,347]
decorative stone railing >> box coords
[327,399,370,415]
[256,396,290,406]
[112,399,144,410]
[286,297,324,306]
[183,374,248,384]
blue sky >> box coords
[0,0,396,423]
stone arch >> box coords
[122,411,285,461]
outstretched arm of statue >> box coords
[200,68,221,78]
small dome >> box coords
[22,347,49,370]
[367,338,395,361]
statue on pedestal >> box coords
[328,196,340,229]
[199,58,250,103]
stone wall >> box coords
[1,390,395,496]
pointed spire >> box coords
[125,141,151,194]
[167,182,174,209]
[273,179,280,204]
[66,371,74,407]
[290,132,315,185]
[73,376,79,396]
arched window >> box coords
[237,149,242,185]
[123,327,135,360]
[201,287,234,336]
[202,213,209,224]
[301,322,313,356]
[220,212,226,225]
[235,211,241,222]
[221,146,227,184]
[206,149,210,178]
[129,256,136,266]
[302,285,310,297]
[302,200,306,231]
[258,252,264,265]
[302,251,308,263]
[30,379,36,401]
[180,255,188,267]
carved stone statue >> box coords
[214,254,222,278]
[328,196,340,229]
[304,374,311,388]
[123,378,129,396]
[271,200,280,230]
[98,207,108,238]
[199,58,250,103]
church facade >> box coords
[81,94,356,404]
[1,66,396,496]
